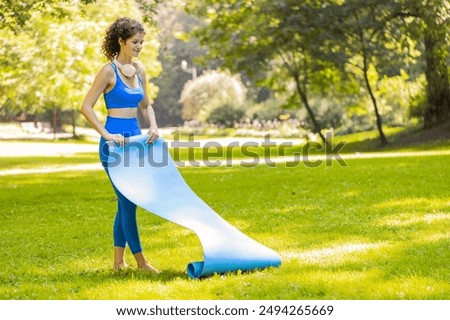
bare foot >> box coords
[113,247,127,271]
[113,262,129,271]
[138,263,161,274]
[134,252,160,273]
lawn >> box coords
[0,150,449,299]
[2,126,449,171]
[0,153,99,170]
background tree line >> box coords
[185,0,449,144]
[0,0,161,136]
[0,0,448,145]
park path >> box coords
[0,136,304,157]
[1,145,449,176]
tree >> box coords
[322,0,407,145]
[151,2,207,126]
[0,0,161,136]
[207,103,245,127]
[0,0,95,31]
[187,0,343,144]
[392,0,450,128]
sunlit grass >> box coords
[0,153,449,299]
[0,153,99,170]
[0,124,450,169]
[1,125,449,172]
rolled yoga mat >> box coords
[106,134,281,278]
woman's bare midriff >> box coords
[108,107,138,119]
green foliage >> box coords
[383,0,450,127]
[372,0,450,126]
[409,87,428,119]
[207,103,245,127]
[188,1,339,141]
[185,0,449,138]
[134,0,167,26]
[0,0,95,31]
[0,0,161,128]
[376,70,425,125]
[246,98,285,121]
[151,3,207,126]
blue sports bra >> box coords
[104,62,144,109]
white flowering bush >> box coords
[179,70,247,122]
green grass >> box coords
[332,124,450,153]
[0,153,99,170]
[0,152,449,299]
[0,136,98,144]
[167,125,450,162]
[1,125,449,171]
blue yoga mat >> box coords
[106,134,281,278]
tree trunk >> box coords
[71,109,77,138]
[52,107,57,140]
[293,73,328,145]
[423,29,450,128]
[362,50,388,146]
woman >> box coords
[81,17,159,272]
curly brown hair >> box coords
[102,17,145,61]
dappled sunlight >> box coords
[279,233,450,298]
[80,278,180,299]
[376,275,450,299]
[300,268,383,285]
[376,212,450,227]
[374,197,449,211]
[281,242,386,265]
[340,190,361,198]
[296,269,450,299]
[0,164,101,176]
[270,204,317,215]
[27,255,115,276]
[418,232,450,243]
[222,218,252,231]
[2,152,449,299]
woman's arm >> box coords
[80,65,125,145]
[138,69,159,144]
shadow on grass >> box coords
[340,122,450,152]
[280,247,449,298]
[0,268,188,299]
[33,267,188,284]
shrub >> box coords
[179,70,247,122]
[207,104,245,128]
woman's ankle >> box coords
[138,263,160,273]
[113,262,129,270]
[134,252,160,273]
[133,252,148,268]
[114,246,127,265]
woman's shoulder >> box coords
[94,62,115,81]
[135,64,146,81]
[99,62,115,75]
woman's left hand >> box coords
[146,127,159,145]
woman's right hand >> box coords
[104,133,125,146]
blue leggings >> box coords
[99,116,142,254]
